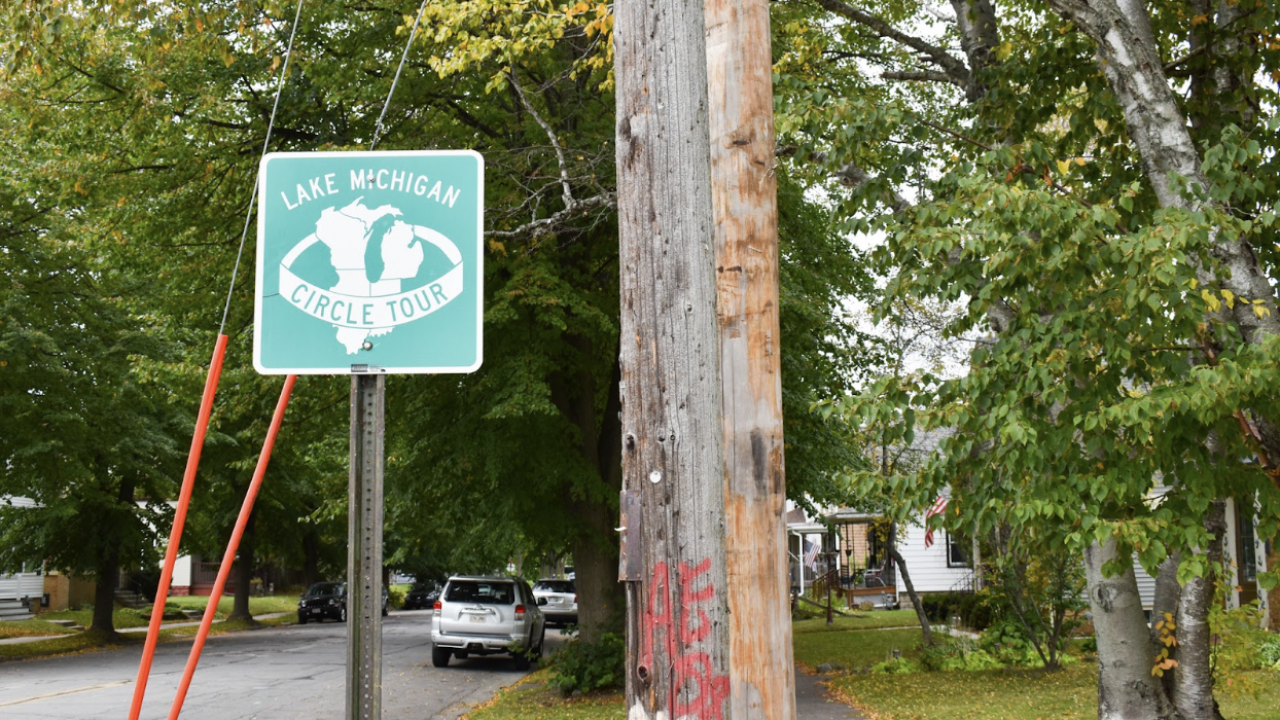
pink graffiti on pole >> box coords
[641,558,730,720]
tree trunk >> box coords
[1172,502,1227,720]
[616,0,731,716]
[1151,551,1182,699]
[888,546,933,646]
[571,501,621,643]
[90,471,136,641]
[550,345,624,644]
[229,512,255,622]
[1083,539,1181,720]
[303,528,320,588]
[1041,0,1280,462]
[91,544,121,642]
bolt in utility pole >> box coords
[706,0,798,716]
[348,374,385,720]
[616,0,731,718]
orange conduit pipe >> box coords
[129,334,229,720]
[167,374,297,720]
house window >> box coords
[1240,504,1257,584]
[946,531,971,569]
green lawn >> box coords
[0,619,78,639]
[793,609,922,633]
[798,621,1280,720]
[794,627,924,671]
[41,607,153,630]
[460,668,624,720]
[166,595,300,616]
[2,596,301,661]
[830,663,1097,720]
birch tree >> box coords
[777,1,1280,718]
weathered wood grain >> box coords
[706,2,796,718]
[616,0,732,718]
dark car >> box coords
[298,582,346,623]
[402,582,440,610]
[298,582,389,624]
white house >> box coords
[0,496,44,619]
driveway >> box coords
[0,609,560,719]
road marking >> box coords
[0,680,132,708]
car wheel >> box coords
[431,646,450,668]
[339,607,347,622]
[298,615,307,625]
[534,628,545,658]
[513,651,532,671]
[382,605,388,617]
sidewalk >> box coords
[0,612,291,645]
[796,670,864,720]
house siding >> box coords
[896,521,974,594]
[1,497,45,604]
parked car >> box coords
[297,582,389,624]
[402,582,440,610]
[298,582,346,623]
[430,576,545,669]
[531,578,577,627]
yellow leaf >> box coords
[1055,159,1070,176]
[1221,289,1235,309]
[1254,304,1272,319]
[1188,278,1199,290]
[1201,289,1221,312]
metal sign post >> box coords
[348,374,385,720]
[255,150,484,720]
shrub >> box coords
[919,637,1005,672]
[1212,603,1274,673]
[388,586,406,609]
[1257,633,1280,668]
[871,657,921,674]
[917,591,997,630]
[548,632,625,695]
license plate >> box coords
[469,615,485,623]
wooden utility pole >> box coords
[707,0,797,717]
[616,0,731,718]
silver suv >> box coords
[431,576,545,669]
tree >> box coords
[0,0,875,651]
[0,182,182,640]
[776,1,1280,718]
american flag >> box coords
[803,539,820,571]
[923,495,948,549]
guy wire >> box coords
[370,0,431,152]
[218,0,306,336]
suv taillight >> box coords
[515,604,526,619]
[433,600,441,610]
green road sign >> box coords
[254,151,483,374]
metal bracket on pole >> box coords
[348,374,384,720]
[618,489,642,582]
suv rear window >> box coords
[533,580,574,593]
[444,580,515,604]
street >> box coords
[0,610,560,720]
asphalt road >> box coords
[0,609,561,720]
